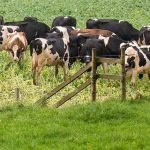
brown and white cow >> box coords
[0,25,19,50]
[30,37,69,85]
[120,42,150,85]
[4,32,28,62]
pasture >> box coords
[1,99,150,149]
[0,0,150,149]
[0,0,150,107]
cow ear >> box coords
[49,27,56,33]
[58,32,63,37]
[139,27,147,35]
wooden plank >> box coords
[53,79,91,108]
[91,48,97,101]
[97,74,122,80]
[121,47,126,100]
[35,62,92,105]
[15,88,20,101]
[96,57,121,64]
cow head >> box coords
[6,32,27,62]
[80,39,105,64]
[138,26,150,45]
[9,44,21,62]
[120,43,138,71]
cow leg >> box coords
[32,65,37,85]
[102,62,108,73]
[37,65,43,85]
[55,65,58,77]
[31,57,37,85]
[131,70,137,86]
[63,62,68,81]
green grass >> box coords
[0,0,150,107]
[0,1,150,148]
[1,99,150,150]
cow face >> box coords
[80,39,105,64]
[9,45,22,62]
[5,32,27,62]
[125,47,138,70]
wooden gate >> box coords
[35,47,126,108]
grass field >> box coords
[0,0,150,149]
[1,99,150,150]
[0,0,150,107]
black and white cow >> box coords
[79,34,126,73]
[0,25,19,50]
[86,18,140,41]
[138,26,150,45]
[80,34,126,63]
[120,42,150,85]
[51,16,76,28]
[4,19,50,44]
[30,37,69,85]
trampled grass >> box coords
[1,99,150,150]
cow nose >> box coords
[14,57,19,62]
[84,55,91,64]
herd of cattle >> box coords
[0,15,150,85]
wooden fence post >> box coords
[15,88,20,101]
[91,48,97,101]
[121,47,126,101]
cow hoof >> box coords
[33,81,37,86]
[130,82,136,87]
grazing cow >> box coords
[86,18,140,41]
[0,16,4,25]
[3,32,28,62]
[0,25,19,50]
[68,33,113,65]
[70,28,113,37]
[138,26,150,45]
[120,42,150,85]
[80,34,125,64]
[79,34,126,73]
[30,37,69,85]
[51,16,76,28]
[4,19,50,44]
